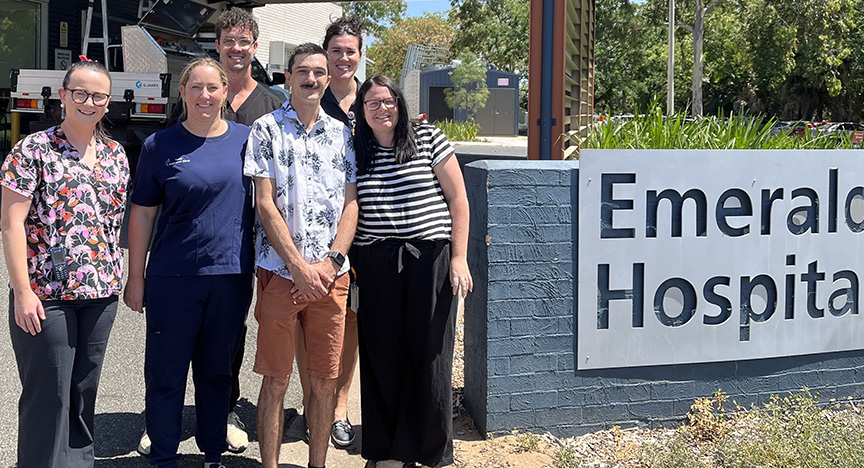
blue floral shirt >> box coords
[244,101,356,280]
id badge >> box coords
[349,281,359,311]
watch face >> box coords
[328,252,345,266]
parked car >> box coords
[818,121,864,136]
[816,121,864,146]
[771,120,816,136]
[251,58,289,102]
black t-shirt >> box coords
[167,82,285,127]
[226,83,285,126]
[320,78,359,130]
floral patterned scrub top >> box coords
[1,126,130,301]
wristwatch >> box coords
[325,251,346,269]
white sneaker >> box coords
[137,430,151,456]
[226,411,249,453]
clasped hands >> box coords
[289,259,338,303]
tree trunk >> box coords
[692,0,705,117]
[667,0,675,116]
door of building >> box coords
[475,88,516,136]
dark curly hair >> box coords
[323,16,364,51]
[216,7,259,41]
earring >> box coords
[60,103,64,108]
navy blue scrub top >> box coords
[132,120,255,276]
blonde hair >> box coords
[178,57,229,120]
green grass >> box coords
[580,106,854,153]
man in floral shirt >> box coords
[243,43,357,468]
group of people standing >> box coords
[2,7,472,468]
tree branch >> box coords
[635,22,693,33]
[705,0,727,17]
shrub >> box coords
[514,432,541,453]
[715,389,864,468]
[552,445,581,468]
[580,106,852,153]
[434,119,481,142]
[641,431,703,468]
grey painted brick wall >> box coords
[462,160,864,437]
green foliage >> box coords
[434,119,482,142]
[716,389,864,468]
[443,54,490,121]
[583,104,853,151]
[551,445,581,468]
[595,0,864,120]
[449,0,529,75]
[337,1,406,38]
[641,431,703,468]
[635,390,864,468]
[367,13,456,81]
[514,432,541,453]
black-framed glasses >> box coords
[220,37,255,49]
[65,88,110,106]
[364,97,398,111]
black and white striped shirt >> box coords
[355,123,455,245]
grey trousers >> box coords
[9,291,118,468]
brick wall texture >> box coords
[462,160,864,437]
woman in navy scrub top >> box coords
[123,57,254,468]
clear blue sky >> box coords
[406,0,452,17]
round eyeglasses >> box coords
[65,88,110,106]
[220,37,255,49]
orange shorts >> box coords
[253,267,348,379]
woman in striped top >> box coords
[352,75,473,468]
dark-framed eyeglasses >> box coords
[65,88,110,106]
[220,37,255,49]
[364,97,398,111]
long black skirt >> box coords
[354,239,456,467]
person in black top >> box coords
[137,7,284,457]
[295,16,365,449]
[319,17,363,130]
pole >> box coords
[539,0,554,159]
[667,0,675,117]
[11,111,20,147]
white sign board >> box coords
[54,49,72,71]
[578,149,864,369]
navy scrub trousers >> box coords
[9,292,118,468]
[144,274,253,468]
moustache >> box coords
[300,83,319,89]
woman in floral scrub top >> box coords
[0,60,129,468]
